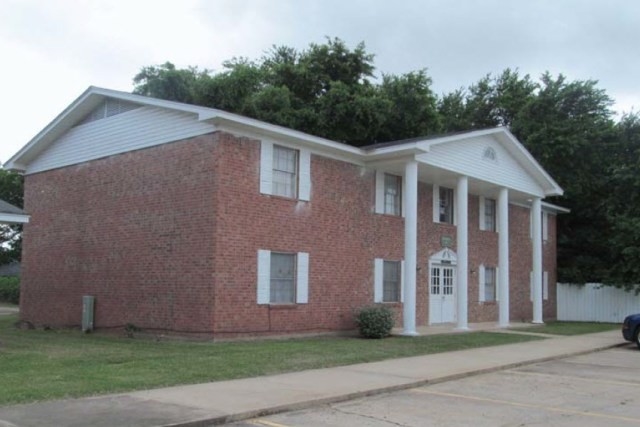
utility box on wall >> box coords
[82,295,95,332]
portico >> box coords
[365,127,563,335]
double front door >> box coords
[429,264,456,324]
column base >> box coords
[455,326,470,331]
[498,322,510,328]
[531,320,544,325]
[401,330,420,337]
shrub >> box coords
[355,305,395,339]
[0,276,20,304]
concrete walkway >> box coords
[0,329,623,427]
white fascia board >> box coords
[214,121,366,165]
[364,145,428,163]
[541,201,570,214]
[0,213,29,224]
[204,111,362,154]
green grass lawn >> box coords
[510,321,620,335]
[0,314,543,406]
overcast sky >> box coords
[1,0,638,164]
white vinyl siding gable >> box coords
[26,106,216,174]
[417,135,545,197]
[257,250,309,304]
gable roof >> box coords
[0,199,29,224]
[5,86,562,198]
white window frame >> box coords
[479,196,497,232]
[374,258,404,303]
[260,140,311,201]
[257,250,309,305]
[478,264,499,302]
[433,184,456,225]
[375,170,404,217]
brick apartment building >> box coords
[5,87,566,338]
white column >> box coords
[402,160,419,336]
[456,176,469,330]
[498,188,510,327]
[531,197,543,324]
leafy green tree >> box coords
[605,113,640,291]
[132,38,440,146]
[0,169,24,265]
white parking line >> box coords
[508,369,640,388]
[411,389,640,424]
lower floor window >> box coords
[270,252,296,303]
[257,249,309,305]
[484,267,496,301]
[383,261,401,302]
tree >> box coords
[0,169,24,265]
[511,73,616,284]
[132,38,441,146]
[605,113,640,291]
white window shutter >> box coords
[529,271,533,302]
[400,260,405,302]
[296,252,309,304]
[257,250,271,304]
[298,149,311,201]
[375,170,385,214]
[542,212,549,241]
[495,266,500,302]
[478,264,485,302]
[543,271,549,300]
[453,188,458,226]
[260,140,273,195]
[401,175,406,218]
[374,258,383,302]
[529,208,533,239]
[479,196,486,230]
[432,184,440,223]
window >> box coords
[484,267,496,302]
[484,198,496,232]
[272,145,298,198]
[257,250,309,305]
[384,174,402,216]
[383,261,401,302]
[479,265,498,302]
[439,187,454,224]
[374,258,403,303]
[260,141,311,201]
[270,253,296,304]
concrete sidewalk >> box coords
[0,329,623,427]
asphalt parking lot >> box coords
[236,344,640,427]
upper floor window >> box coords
[384,174,402,216]
[272,145,298,198]
[260,141,311,201]
[439,187,454,224]
[483,198,496,232]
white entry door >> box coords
[429,264,456,324]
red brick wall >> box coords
[21,134,219,333]
[20,130,559,336]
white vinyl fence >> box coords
[557,283,640,323]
